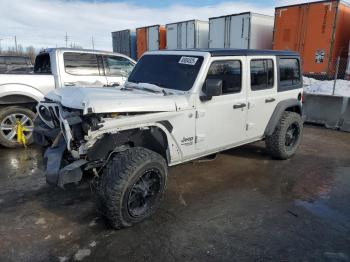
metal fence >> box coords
[303,57,350,97]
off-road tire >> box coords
[96,147,168,229]
[265,111,303,160]
[0,106,36,148]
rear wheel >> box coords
[0,106,36,148]
[265,111,303,160]
[96,147,168,229]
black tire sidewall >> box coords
[0,106,36,148]
[278,113,303,158]
[284,115,303,155]
[120,159,167,224]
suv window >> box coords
[279,58,301,88]
[64,52,100,76]
[128,55,203,91]
[250,59,274,91]
[206,60,242,94]
[103,55,134,77]
[34,53,51,74]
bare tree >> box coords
[26,46,36,63]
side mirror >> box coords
[201,79,222,101]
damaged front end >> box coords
[34,101,101,188]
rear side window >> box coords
[64,52,100,76]
[103,55,134,77]
[250,59,274,90]
[206,60,242,94]
[34,53,51,74]
[279,58,301,90]
[7,57,27,65]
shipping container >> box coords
[273,0,350,77]
[111,29,137,60]
[166,20,209,49]
[136,25,166,59]
[209,12,274,49]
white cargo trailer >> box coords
[166,20,209,49]
[209,12,274,49]
[112,29,137,60]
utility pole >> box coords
[91,36,95,51]
[14,36,18,54]
[0,39,3,54]
[64,32,70,48]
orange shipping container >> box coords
[273,0,350,77]
[136,25,166,59]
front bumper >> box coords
[34,117,87,188]
[43,136,87,188]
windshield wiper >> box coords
[124,81,173,95]
[122,84,161,94]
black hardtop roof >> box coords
[163,49,299,57]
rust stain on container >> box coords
[136,25,166,59]
[136,27,147,59]
[273,0,350,77]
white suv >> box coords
[35,49,304,229]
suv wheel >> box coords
[0,106,36,148]
[96,147,168,229]
[265,111,303,160]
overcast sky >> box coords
[0,0,315,51]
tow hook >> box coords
[16,120,27,147]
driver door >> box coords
[195,57,247,152]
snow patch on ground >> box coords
[303,77,350,97]
[74,249,91,261]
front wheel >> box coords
[96,147,168,229]
[0,106,36,148]
[265,111,303,160]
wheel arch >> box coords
[87,121,179,165]
[0,84,44,111]
[264,99,302,136]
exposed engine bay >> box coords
[34,101,170,188]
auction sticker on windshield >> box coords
[179,56,198,65]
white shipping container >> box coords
[166,20,209,49]
[209,12,274,49]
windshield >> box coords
[128,54,204,91]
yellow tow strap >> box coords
[16,120,27,147]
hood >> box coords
[46,87,187,114]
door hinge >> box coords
[195,110,205,119]
[195,135,206,143]
[246,123,254,131]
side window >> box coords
[206,60,242,94]
[34,53,52,74]
[250,59,274,91]
[64,52,100,76]
[279,58,301,89]
[103,56,135,77]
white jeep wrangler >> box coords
[34,49,304,229]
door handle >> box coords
[233,103,247,109]
[265,98,276,103]
[64,82,76,86]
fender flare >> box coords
[0,84,44,104]
[264,99,302,136]
[86,121,182,165]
